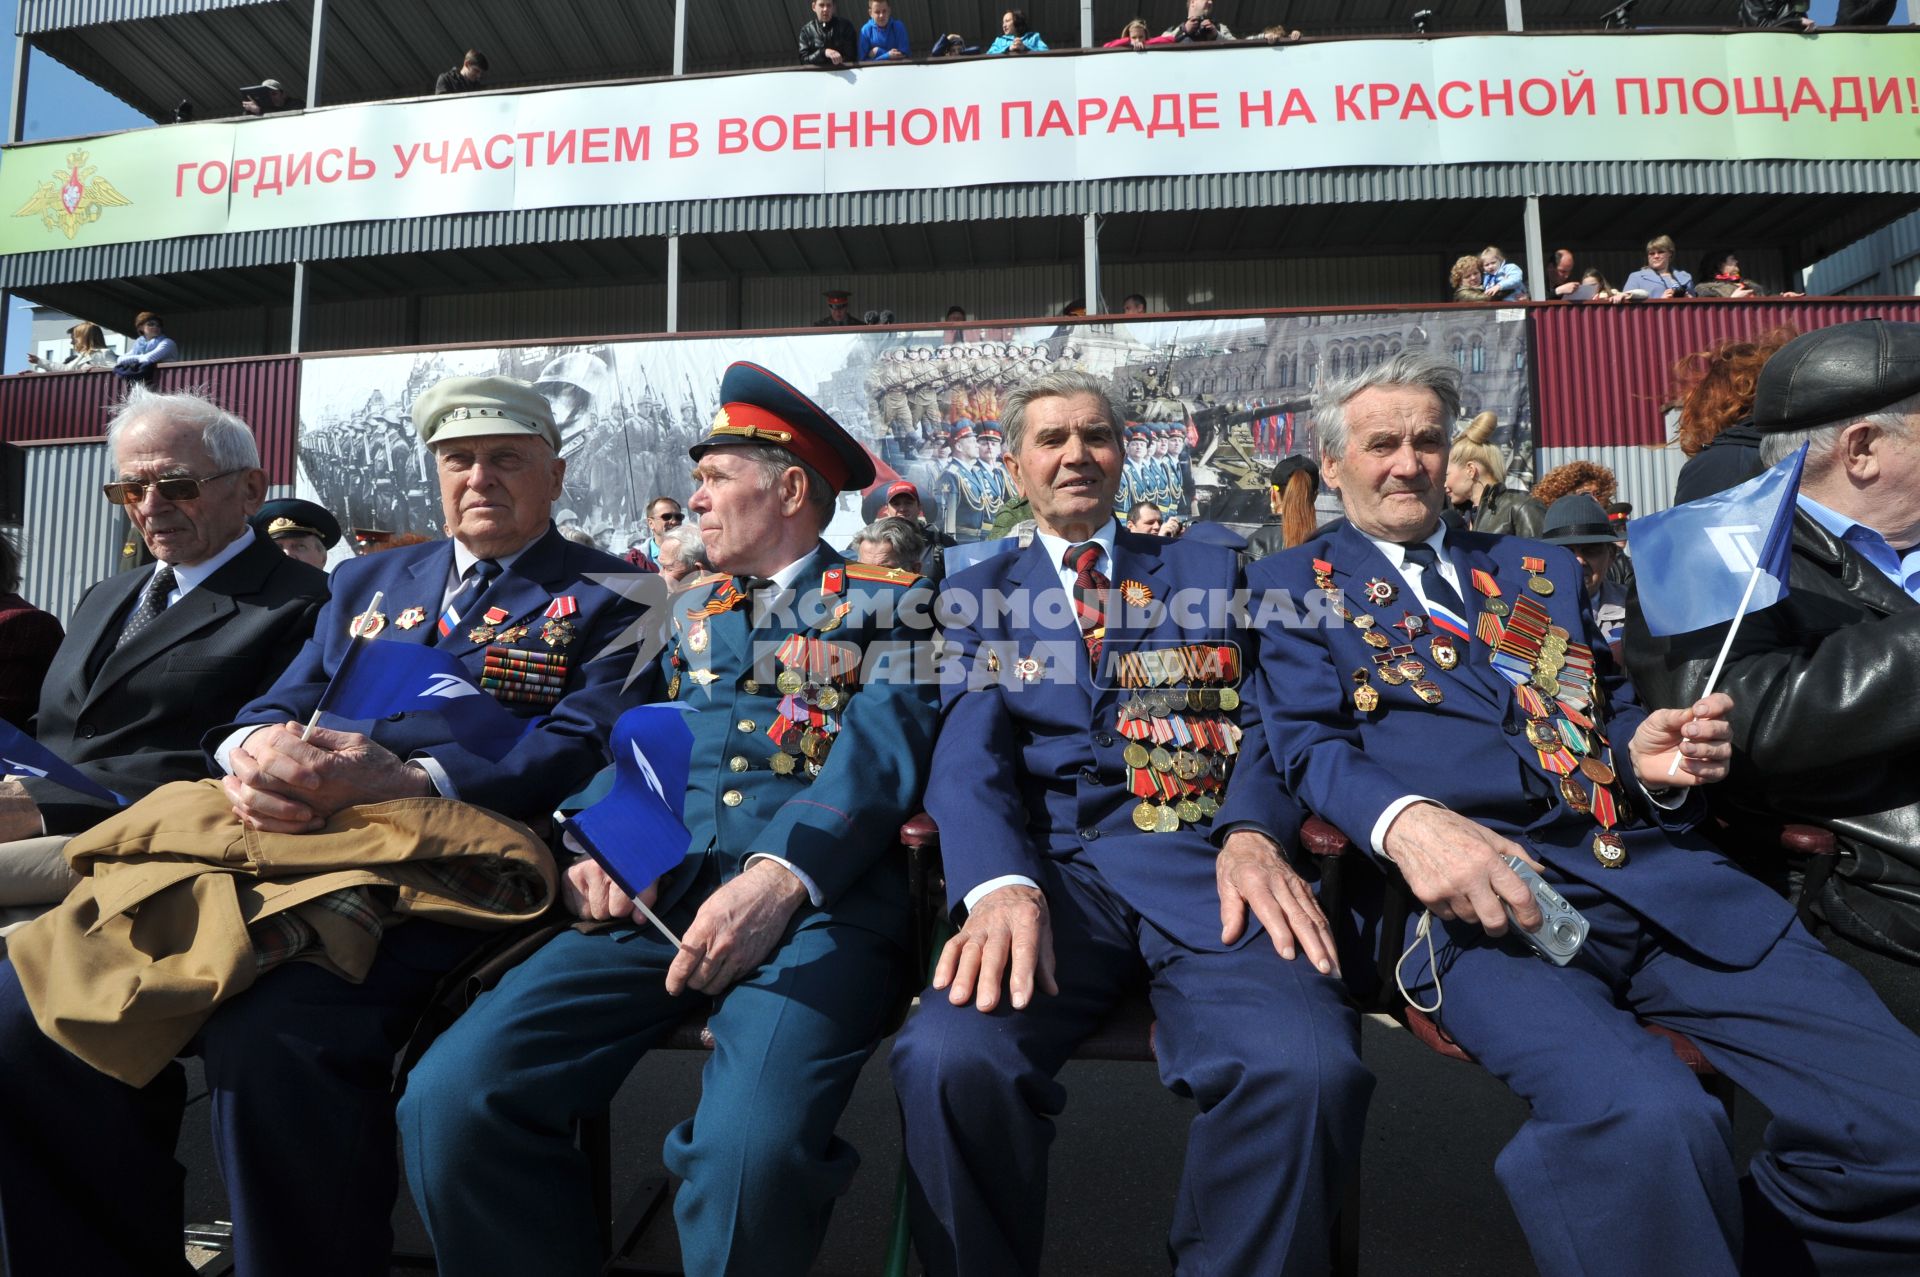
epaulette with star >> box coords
[844,563,923,586]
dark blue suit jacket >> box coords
[654,544,939,943]
[210,525,647,826]
[1247,521,1793,970]
[929,528,1297,953]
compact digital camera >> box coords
[1502,855,1589,966]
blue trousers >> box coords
[399,908,903,1277]
[0,919,485,1277]
[890,856,1371,1277]
[1400,876,1920,1277]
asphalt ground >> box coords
[166,1013,1774,1275]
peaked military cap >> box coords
[251,497,342,549]
[413,375,562,450]
[690,361,876,492]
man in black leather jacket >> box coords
[798,0,859,66]
[1625,319,1920,1030]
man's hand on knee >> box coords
[1382,802,1543,937]
[665,860,809,998]
[1216,829,1338,975]
[934,884,1058,1013]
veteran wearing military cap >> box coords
[401,361,940,1277]
[250,495,343,569]
[1252,348,1920,1276]
[0,375,650,1277]
[891,368,1367,1277]
[1629,317,1920,1034]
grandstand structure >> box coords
[1,1,1918,616]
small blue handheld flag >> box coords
[564,705,695,900]
[1627,444,1807,638]
[312,639,531,762]
[0,720,124,805]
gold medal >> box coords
[396,607,427,631]
[1363,629,1391,650]
[1173,750,1203,781]
[1592,832,1628,869]
[1483,598,1509,617]
[667,672,681,699]
[1377,664,1406,686]
[1532,671,1561,697]
[1133,801,1162,832]
[1525,720,1560,750]
[816,686,842,711]
[351,610,386,638]
[1430,636,1459,670]
[1155,805,1181,833]
[769,752,797,776]
[1123,743,1150,768]
[1218,688,1240,711]
[1529,575,1555,596]
[1197,795,1220,817]
[497,624,529,644]
[1580,757,1616,785]
[1176,799,1203,824]
[776,670,805,695]
[1149,746,1175,774]
[1560,775,1592,814]
[1412,680,1444,704]
[1353,680,1380,713]
[467,625,496,644]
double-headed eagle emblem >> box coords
[12,150,131,240]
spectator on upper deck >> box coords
[1163,0,1236,41]
[1694,250,1761,299]
[1104,18,1171,47]
[799,0,859,67]
[435,50,489,94]
[1121,294,1148,315]
[1448,255,1486,302]
[1623,235,1696,299]
[114,313,177,381]
[1259,23,1304,42]
[25,322,114,374]
[1835,0,1897,22]
[1737,1,1818,30]
[931,32,976,55]
[861,0,911,61]
[1478,246,1527,301]
[1545,248,1581,299]
[988,10,1048,53]
[239,79,301,116]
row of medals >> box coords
[1321,558,1629,871]
[1115,647,1245,834]
[764,662,849,779]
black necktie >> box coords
[115,566,176,650]
[1399,541,1467,617]
[430,558,502,645]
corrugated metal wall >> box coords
[1531,300,1920,449]
[9,440,127,625]
[1536,444,1687,521]
[1806,211,1920,296]
[0,358,302,484]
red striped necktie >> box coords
[1064,541,1109,666]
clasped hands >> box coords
[934,828,1338,1014]
[224,722,433,833]
[1384,694,1735,937]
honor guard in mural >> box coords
[936,421,997,542]
[1115,425,1155,516]
[976,423,1009,514]
[869,348,914,447]
[535,348,641,534]
[908,346,945,440]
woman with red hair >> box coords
[1669,325,1799,504]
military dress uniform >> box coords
[1250,521,1920,1276]
[399,365,941,1277]
[892,527,1369,1277]
[935,428,996,543]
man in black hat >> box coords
[1627,317,1920,1031]
[1542,493,1628,656]
[250,496,343,570]
[814,288,867,326]
[399,361,940,1277]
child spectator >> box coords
[1478,246,1527,301]
[799,0,858,67]
[861,0,910,60]
[988,10,1048,53]
[1104,19,1171,47]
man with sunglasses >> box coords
[0,388,327,931]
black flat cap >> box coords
[1752,319,1920,433]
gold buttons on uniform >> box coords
[742,679,760,695]
[729,756,749,773]
[722,789,744,807]
[736,719,755,733]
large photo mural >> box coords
[295,309,1533,549]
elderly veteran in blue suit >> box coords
[400,362,940,1277]
[890,368,1369,1277]
[1249,350,1920,1277]
[0,375,648,1277]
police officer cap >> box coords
[251,497,342,549]
[412,375,561,450]
[690,361,876,492]
[1753,319,1920,434]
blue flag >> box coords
[313,639,530,762]
[564,705,695,898]
[1627,444,1807,637]
[0,720,124,805]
